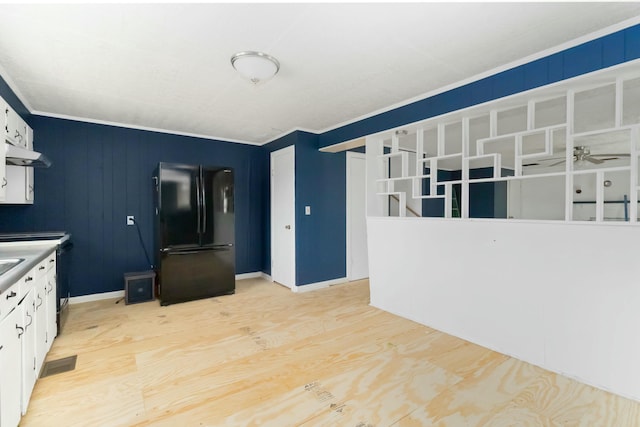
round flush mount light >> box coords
[231,51,280,85]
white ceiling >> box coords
[0,3,640,145]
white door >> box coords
[271,146,296,288]
[347,152,368,281]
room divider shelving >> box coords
[374,63,640,223]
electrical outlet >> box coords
[127,216,135,226]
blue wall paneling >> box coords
[262,131,347,286]
[0,117,264,297]
[1,21,639,296]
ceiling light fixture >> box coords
[231,51,280,85]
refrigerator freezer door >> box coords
[159,247,235,305]
[201,167,234,246]
[158,164,201,248]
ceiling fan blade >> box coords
[586,156,604,164]
[591,153,630,157]
[548,159,566,167]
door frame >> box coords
[346,151,367,281]
[270,145,296,288]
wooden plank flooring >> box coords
[21,278,640,426]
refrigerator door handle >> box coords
[196,173,201,234]
[167,250,205,255]
[201,168,207,234]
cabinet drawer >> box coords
[17,268,36,300]
[0,281,20,321]
[45,252,56,272]
[34,258,48,281]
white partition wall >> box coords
[365,59,640,401]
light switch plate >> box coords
[127,216,135,226]
[305,206,311,215]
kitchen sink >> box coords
[0,258,25,276]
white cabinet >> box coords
[34,260,48,374]
[4,166,34,205]
[4,105,27,148]
[0,133,6,202]
[20,286,36,415]
[0,95,34,204]
[45,256,57,352]
[0,249,57,425]
[0,304,23,427]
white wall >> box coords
[508,175,565,220]
[367,216,640,401]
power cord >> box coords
[133,218,154,270]
[117,217,154,305]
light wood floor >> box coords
[21,278,640,426]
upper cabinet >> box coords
[0,141,6,202]
[4,103,28,149]
[1,94,35,204]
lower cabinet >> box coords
[35,279,47,375]
[45,266,57,352]
[20,288,36,415]
[0,250,57,427]
[0,306,23,427]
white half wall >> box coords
[367,217,640,401]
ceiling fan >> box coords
[524,146,629,167]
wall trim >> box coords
[235,272,262,280]
[2,16,637,149]
[31,111,262,146]
[69,290,124,304]
[261,272,273,282]
[69,272,266,304]
[316,17,640,144]
[292,277,347,293]
[270,145,297,289]
[346,151,367,281]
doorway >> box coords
[270,145,296,288]
[346,152,368,281]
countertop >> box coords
[0,241,59,295]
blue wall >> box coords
[0,117,264,297]
[262,131,346,286]
[318,23,640,149]
[1,21,639,295]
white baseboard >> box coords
[70,272,268,304]
[292,277,347,293]
[69,272,338,303]
[69,290,125,304]
[235,272,262,280]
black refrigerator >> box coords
[153,162,235,305]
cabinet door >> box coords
[25,167,34,203]
[0,307,23,427]
[0,138,6,202]
[45,266,57,351]
[20,290,36,415]
[4,105,19,146]
[35,279,47,374]
[2,166,34,205]
[17,119,28,148]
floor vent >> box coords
[40,355,77,378]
